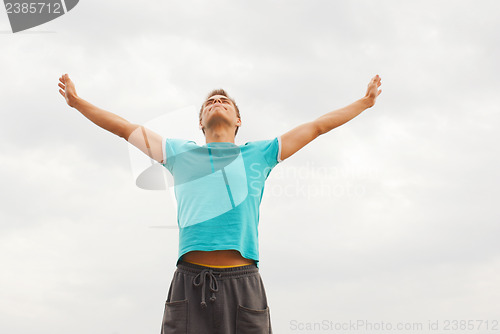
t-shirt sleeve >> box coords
[260,136,283,168]
[161,138,198,173]
[161,137,167,165]
[161,138,181,173]
[161,137,170,172]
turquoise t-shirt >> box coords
[161,136,282,268]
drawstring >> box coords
[192,268,219,308]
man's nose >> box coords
[212,99,224,108]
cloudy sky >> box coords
[1,0,499,333]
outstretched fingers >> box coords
[59,73,70,83]
[370,75,382,89]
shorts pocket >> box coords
[161,299,188,334]
[236,304,270,334]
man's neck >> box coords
[204,129,235,144]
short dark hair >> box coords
[199,89,241,136]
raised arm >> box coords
[280,75,382,161]
[58,73,165,164]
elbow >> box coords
[315,118,343,136]
[115,123,127,140]
[314,120,327,137]
[118,121,136,141]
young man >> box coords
[58,74,382,333]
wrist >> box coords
[69,95,81,108]
[361,96,375,109]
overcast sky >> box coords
[1,1,499,333]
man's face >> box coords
[200,95,240,131]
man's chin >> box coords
[205,116,232,130]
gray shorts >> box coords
[160,260,273,334]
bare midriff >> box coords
[181,250,256,266]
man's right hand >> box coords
[58,73,78,107]
[363,74,382,108]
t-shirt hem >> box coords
[178,246,259,264]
